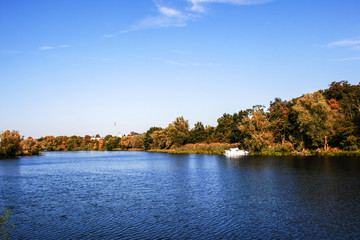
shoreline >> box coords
[3,148,360,159]
[51,148,360,157]
[145,149,360,157]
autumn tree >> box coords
[151,129,168,149]
[40,136,57,151]
[147,117,190,149]
[268,98,292,143]
[0,130,22,158]
[119,136,132,149]
[238,107,274,151]
[292,92,336,149]
[131,135,144,149]
[20,137,40,155]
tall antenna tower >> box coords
[114,122,117,136]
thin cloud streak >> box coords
[151,57,200,66]
[188,0,274,12]
[316,38,360,50]
[104,5,195,38]
[105,0,272,37]
[38,45,70,51]
[322,38,360,52]
[172,49,185,54]
[158,6,182,17]
[80,56,116,62]
[150,57,220,67]
[327,39,360,48]
[337,56,360,61]
[39,46,55,51]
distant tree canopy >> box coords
[2,81,359,156]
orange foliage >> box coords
[328,98,342,111]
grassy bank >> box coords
[146,143,360,157]
[254,149,360,157]
[147,143,240,155]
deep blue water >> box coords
[1,151,360,239]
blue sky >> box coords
[1,0,359,138]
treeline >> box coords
[1,81,359,158]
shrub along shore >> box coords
[1,81,359,159]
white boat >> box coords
[224,148,249,157]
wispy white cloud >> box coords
[38,45,70,51]
[188,0,273,12]
[39,46,55,51]
[158,6,182,17]
[104,4,194,38]
[172,49,185,54]
[104,0,272,37]
[135,13,190,29]
[80,56,116,62]
[337,56,360,61]
[150,57,220,67]
[316,38,360,51]
[327,39,360,48]
[151,57,200,66]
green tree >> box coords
[324,81,360,120]
[0,130,22,158]
[104,137,121,151]
[104,135,113,141]
[143,127,162,150]
[66,136,80,151]
[324,81,360,146]
[189,122,206,143]
[214,113,234,142]
[341,135,359,151]
[214,110,249,143]
[165,117,190,148]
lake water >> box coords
[1,151,360,239]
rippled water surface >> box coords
[1,152,360,239]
